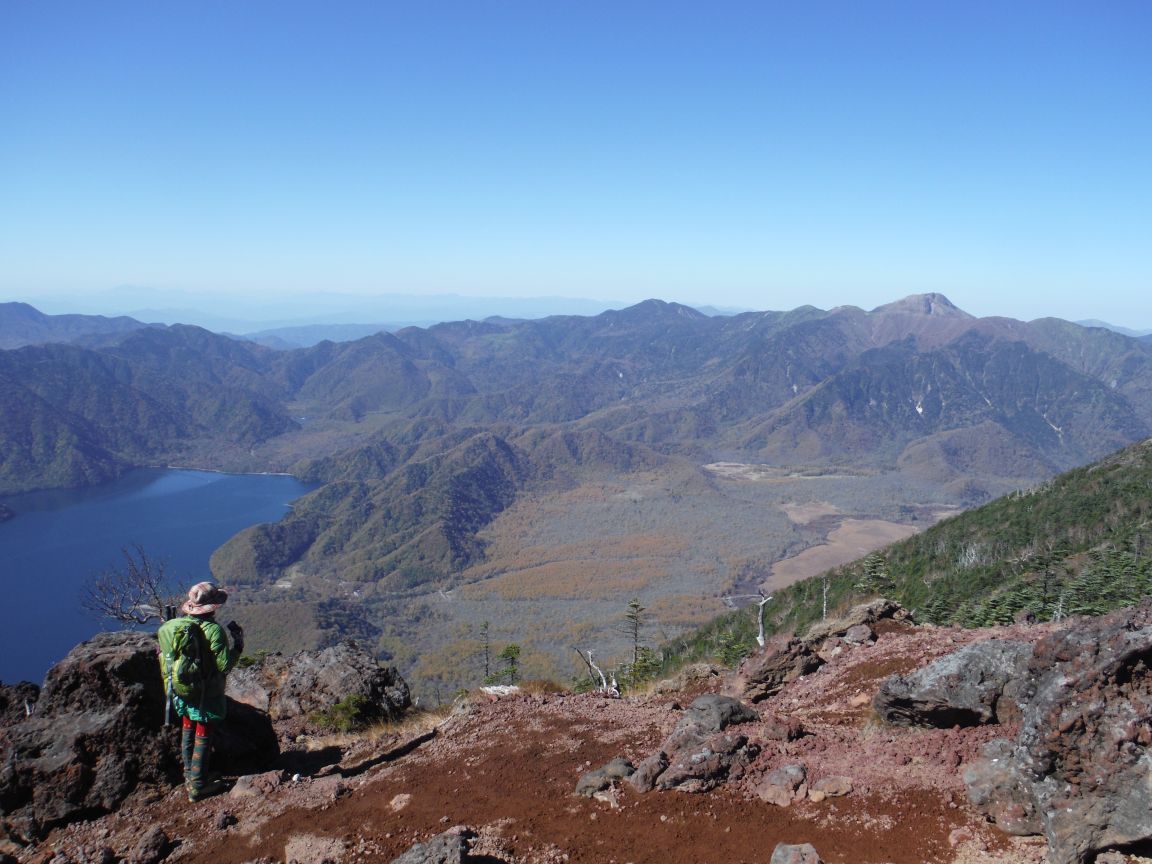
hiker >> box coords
[158,581,244,801]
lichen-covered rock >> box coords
[227,641,410,723]
[873,639,1033,727]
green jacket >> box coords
[162,614,240,723]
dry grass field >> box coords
[375,460,956,698]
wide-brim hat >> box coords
[182,581,228,615]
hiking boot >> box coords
[186,776,228,802]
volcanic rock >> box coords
[810,775,853,797]
[0,631,276,842]
[965,603,1152,864]
[676,693,758,732]
[873,639,1033,727]
[0,632,180,841]
[770,842,823,864]
[130,825,171,864]
[803,598,912,645]
[963,739,1041,836]
[0,681,39,729]
[629,695,760,794]
[755,764,808,807]
[741,600,915,703]
[575,757,635,797]
[391,825,479,864]
[739,637,823,704]
[227,641,411,723]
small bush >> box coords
[310,693,372,733]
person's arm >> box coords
[202,619,240,675]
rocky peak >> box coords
[871,293,972,318]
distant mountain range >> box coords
[1076,318,1152,339]
[18,288,635,334]
[6,292,1152,686]
[4,291,1151,549]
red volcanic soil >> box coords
[29,621,1122,864]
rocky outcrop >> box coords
[739,637,823,704]
[391,826,490,864]
[0,681,38,730]
[227,641,411,723]
[873,639,1033,727]
[803,598,912,645]
[0,631,277,843]
[651,662,722,695]
[0,632,180,842]
[965,603,1152,864]
[575,757,635,798]
[740,600,913,703]
[629,695,760,793]
[963,739,1040,836]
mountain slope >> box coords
[0,302,153,349]
[675,436,1152,665]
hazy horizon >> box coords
[3,2,1149,327]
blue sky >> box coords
[2,1,1150,325]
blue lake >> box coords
[0,469,314,685]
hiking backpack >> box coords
[157,616,215,702]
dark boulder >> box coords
[575,757,635,797]
[628,695,760,794]
[391,825,486,864]
[227,641,411,723]
[873,639,1034,727]
[0,631,276,842]
[676,694,759,732]
[965,603,1152,864]
[0,632,180,841]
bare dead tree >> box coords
[719,590,773,647]
[81,544,179,625]
[573,647,619,697]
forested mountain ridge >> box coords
[0,302,154,349]
[0,327,295,492]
